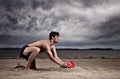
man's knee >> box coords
[33,47,40,55]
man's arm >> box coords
[51,45,66,65]
[46,45,67,67]
[50,45,58,58]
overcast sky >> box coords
[0,0,120,49]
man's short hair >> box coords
[49,31,59,39]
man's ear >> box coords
[52,36,54,39]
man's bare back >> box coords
[23,40,52,56]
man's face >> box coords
[53,35,59,43]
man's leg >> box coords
[26,51,38,69]
[30,59,36,69]
[23,47,40,70]
[24,47,40,70]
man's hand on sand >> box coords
[60,62,69,68]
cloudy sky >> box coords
[0,0,120,49]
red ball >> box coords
[67,61,74,68]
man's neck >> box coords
[48,39,54,45]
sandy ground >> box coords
[0,59,120,79]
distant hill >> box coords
[57,48,117,50]
[85,48,114,50]
[0,47,119,51]
[0,48,21,50]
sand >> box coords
[0,59,120,79]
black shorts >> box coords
[20,45,30,60]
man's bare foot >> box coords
[25,68,30,71]
[14,63,25,69]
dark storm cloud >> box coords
[0,34,45,45]
[80,0,120,8]
[93,15,120,41]
[80,0,101,7]
[0,0,60,33]
[0,0,54,10]
[0,0,25,9]
[31,0,55,10]
[0,0,120,49]
[0,35,29,45]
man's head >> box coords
[49,31,60,43]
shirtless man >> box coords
[18,31,68,70]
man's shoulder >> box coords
[50,44,56,49]
[41,40,50,47]
[40,40,48,44]
[39,40,47,42]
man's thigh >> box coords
[23,47,40,55]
